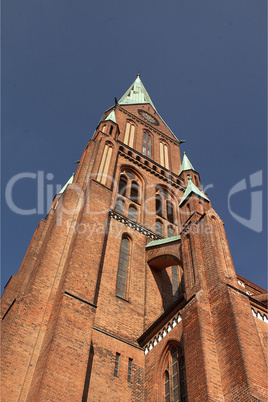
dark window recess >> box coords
[115,198,124,214]
[128,151,133,157]
[168,226,175,238]
[128,206,137,221]
[167,201,174,223]
[130,182,139,202]
[156,220,163,236]
[127,358,133,382]
[114,352,120,377]
[119,176,127,197]
[179,356,187,402]
[109,126,114,135]
[172,266,179,298]
[172,348,179,402]
[156,195,162,217]
[116,237,130,299]
[136,155,141,161]
[164,368,170,402]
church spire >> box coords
[118,74,156,110]
[179,152,195,174]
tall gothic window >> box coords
[155,187,176,236]
[156,220,163,236]
[163,346,187,402]
[116,236,130,299]
[128,205,137,221]
[118,171,140,204]
[124,121,135,148]
[160,141,169,169]
[115,198,124,214]
[142,131,152,158]
[96,143,113,185]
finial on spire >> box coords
[137,72,140,77]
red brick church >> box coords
[1,75,267,401]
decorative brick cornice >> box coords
[251,308,268,323]
[144,313,182,356]
[109,210,161,240]
[117,142,185,191]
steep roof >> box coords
[105,109,117,124]
[119,74,156,110]
[179,152,195,174]
[179,177,210,206]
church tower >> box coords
[1,75,267,401]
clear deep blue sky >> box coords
[2,1,267,293]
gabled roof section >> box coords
[179,177,209,206]
[105,109,117,124]
[179,152,195,174]
[58,173,74,194]
[119,74,156,111]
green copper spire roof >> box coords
[179,152,195,174]
[118,74,156,110]
[105,109,117,124]
[179,177,210,206]
[58,173,74,194]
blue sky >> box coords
[2,0,267,293]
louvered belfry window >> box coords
[116,236,130,299]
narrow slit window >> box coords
[124,122,135,147]
[160,142,169,169]
[116,237,130,299]
[142,132,152,157]
[114,352,120,377]
[118,175,127,197]
[172,266,179,298]
[164,369,170,402]
[130,181,139,203]
[96,144,112,185]
[167,201,174,224]
[156,195,162,217]
[128,358,133,382]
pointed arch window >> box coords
[124,121,135,148]
[143,131,152,158]
[96,143,113,185]
[130,181,139,203]
[163,346,187,402]
[116,236,130,299]
[118,175,127,197]
[160,142,169,169]
[156,195,163,217]
[167,201,174,224]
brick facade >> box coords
[1,76,267,401]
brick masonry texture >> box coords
[1,89,267,401]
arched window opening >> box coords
[172,348,179,402]
[102,124,107,133]
[109,126,114,135]
[167,201,174,223]
[160,142,170,169]
[156,195,162,217]
[168,226,175,238]
[162,346,187,402]
[119,175,127,197]
[128,205,137,221]
[115,198,124,214]
[124,121,135,148]
[130,181,139,203]
[156,220,163,236]
[96,144,113,185]
[143,131,152,158]
[116,236,130,299]
[171,266,180,299]
[164,369,170,402]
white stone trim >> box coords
[252,308,268,323]
[144,313,182,355]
